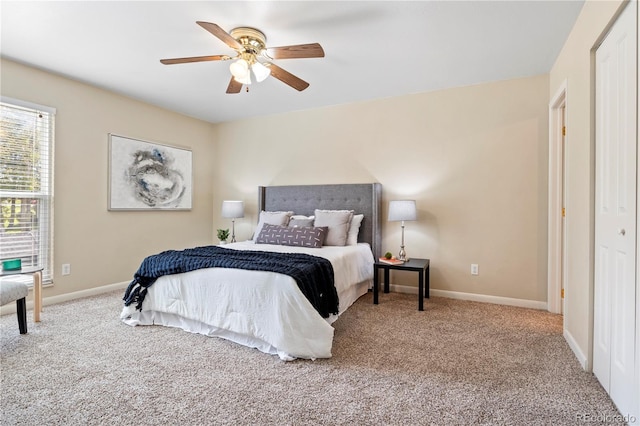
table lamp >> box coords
[388,200,417,261]
[221,200,244,243]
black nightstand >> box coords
[373,258,430,311]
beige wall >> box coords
[1,59,216,298]
[214,74,550,302]
[549,0,626,367]
[1,60,550,304]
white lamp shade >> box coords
[388,200,417,222]
[221,201,244,219]
[229,59,248,78]
[230,59,252,85]
[251,62,271,82]
[235,73,252,85]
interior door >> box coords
[593,0,637,418]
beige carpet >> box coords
[0,290,620,425]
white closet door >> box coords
[594,1,637,419]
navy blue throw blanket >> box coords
[123,245,338,318]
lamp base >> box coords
[398,223,409,261]
[398,247,409,262]
[230,219,237,243]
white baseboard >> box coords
[391,284,548,310]
[0,281,129,316]
[3,280,544,317]
[391,284,589,371]
[563,328,589,370]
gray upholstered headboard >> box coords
[258,183,382,258]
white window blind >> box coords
[0,98,55,284]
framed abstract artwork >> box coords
[108,134,193,210]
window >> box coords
[1,97,55,284]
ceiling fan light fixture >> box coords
[229,58,249,79]
[234,72,252,85]
[251,62,271,82]
[161,22,323,93]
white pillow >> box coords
[289,218,315,228]
[291,215,314,220]
[252,211,294,242]
[346,214,364,245]
[288,214,315,227]
[313,209,354,246]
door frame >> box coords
[548,80,568,316]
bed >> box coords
[120,183,382,360]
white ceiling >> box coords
[1,1,584,124]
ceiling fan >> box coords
[160,21,325,94]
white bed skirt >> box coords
[122,280,369,361]
[121,242,373,361]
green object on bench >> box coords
[2,259,22,271]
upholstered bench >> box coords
[0,281,29,334]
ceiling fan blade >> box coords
[226,77,243,94]
[267,43,325,59]
[196,21,242,51]
[267,63,310,91]
[160,55,231,65]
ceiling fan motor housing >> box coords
[229,27,267,55]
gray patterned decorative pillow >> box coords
[255,224,327,248]
[252,210,294,242]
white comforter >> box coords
[120,241,374,360]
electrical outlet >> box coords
[471,264,479,275]
[62,263,71,276]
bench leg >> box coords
[16,297,27,334]
[34,270,42,322]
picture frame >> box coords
[108,134,193,210]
